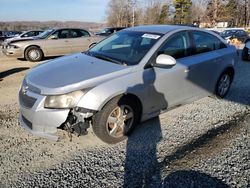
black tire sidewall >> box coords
[215,72,232,98]
[25,46,43,62]
[92,96,139,144]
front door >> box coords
[45,29,72,56]
[144,31,196,115]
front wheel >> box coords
[25,46,43,62]
[92,96,139,144]
[215,71,233,98]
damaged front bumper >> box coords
[19,88,94,141]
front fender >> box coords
[76,70,145,111]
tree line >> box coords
[0,21,104,32]
[106,0,250,27]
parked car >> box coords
[220,29,250,43]
[95,27,126,36]
[2,28,103,62]
[242,39,250,60]
[19,25,237,143]
[0,31,22,45]
[4,30,43,43]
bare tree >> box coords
[142,0,163,24]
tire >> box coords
[215,71,233,98]
[25,46,43,62]
[92,95,140,144]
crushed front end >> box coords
[18,80,95,141]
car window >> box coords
[158,31,190,59]
[236,30,247,37]
[22,31,36,37]
[52,29,70,39]
[37,29,54,39]
[71,29,90,38]
[37,31,43,35]
[192,31,226,54]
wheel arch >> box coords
[244,38,250,44]
[222,66,235,80]
[214,66,235,96]
[100,93,143,119]
[78,91,143,121]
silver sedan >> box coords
[19,25,237,143]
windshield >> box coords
[88,31,162,66]
[36,29,54,39]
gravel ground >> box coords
[0,53,250,187]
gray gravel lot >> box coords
[0,53,250,187]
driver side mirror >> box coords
[49,35,58,40]
[154,54,176,68]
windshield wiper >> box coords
[92,53,127,66]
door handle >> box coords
[65,40,69,42]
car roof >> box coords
[23,30,43,32]
[51,28,89,31]
[223,29,244,31]
[125,25,201,34]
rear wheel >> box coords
[25,46,43,62]
[215,71,233,98]
[92,96,139,144]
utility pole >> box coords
[244,0,248,27]
[130,0,136,27]
[181,2,183,24]
[214,0,218,27]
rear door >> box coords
[44,29,72,56]
[186,31,228,98]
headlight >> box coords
[7,44,19,49]
[44,90,86,109]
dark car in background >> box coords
[242,40,250,60]
[95,27,126,36]
[220,29,250,43]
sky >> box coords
[0,0,110,23]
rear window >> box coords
[192,31,227,54]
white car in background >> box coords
[4,30,43,43]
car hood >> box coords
[26,53,132,95]
[6,37,34,43]
[9,38,35,44]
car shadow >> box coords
[162,170,230,188]
[0,67,29,81]
[123,69,166,187]
[123,56,250,187]
[123,109,241,187]
[123,117,162,187]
